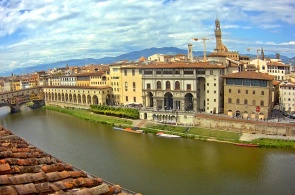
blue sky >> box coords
[0,0,294,75]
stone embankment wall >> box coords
[194,114,295,136]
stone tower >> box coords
[214,18,223,52]
[188,43,193,62]
[261,48,265,60]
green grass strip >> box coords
[43,105,132,126]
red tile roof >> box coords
[267,61,289,67]
[140,62,225,69]
[43,86,111,89]
[222,71,274,80]
[0,126,140,195]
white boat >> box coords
[113,127,123,130]
[156,132,181,138]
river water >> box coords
[0,107,295,195]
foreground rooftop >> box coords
[0,125,140,195]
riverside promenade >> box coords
[0,125,140,195]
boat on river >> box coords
[113,127,143,134]
[156,132,181,138]
[233,143,259,147]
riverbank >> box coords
[43,106,295,149]
[0,125,139,195]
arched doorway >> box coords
[106,95,111,105]
[235,110,241,118]
[184,93,193,111]
[93,95,98,105]
[146,92,154,108]
[164,92,173,110]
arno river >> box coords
[1,107,295,194]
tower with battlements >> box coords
[212,18,239,61]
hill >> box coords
[3,47,294,76]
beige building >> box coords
[223,71,274,120]
[48,76,61,86]
[139,61,227,124]
[43,86,112,107]
[279,81,295,113]
[249,58,290,81]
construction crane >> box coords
[192,38,209,62]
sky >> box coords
[0,0,295,75]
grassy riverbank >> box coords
[143,123,241,141]
[43,106,133,126]
[251,138,295,149]
[43,106,295,149]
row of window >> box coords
[143,69,220,75]
[90,82,106,85]
[228,89,265,95]
[226,78,267,87]
[125,96,137,102]
[228,98,265,106]
[124,69,139,76]
[146,81,191,90]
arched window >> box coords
[157,81,161,89]
[228,98,232,103]
[261,91,264,95]
[238,89,240,93]
[244,99,248,104]
[252,100,256,106]
[262,65,265,70]
[260,100,264,106]
[166,81,171,90]
[175,81,180,90]
[253,90,255,95]
[236,98,240,104]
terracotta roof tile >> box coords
[267,61,289,67]
[222,71,274,80]
[0,126,140,195]
[44,86,111,90]
[140,62,225,69]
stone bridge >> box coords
[0,87,44,112]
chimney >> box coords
[188,43,193,62]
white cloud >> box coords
[0,0,294,75]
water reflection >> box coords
[0,106,10,117]
[1,108,295,194]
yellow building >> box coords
[29,74,38,88]
[75,73,92,86]
[121,65,142,106]
[12,78,21,91]
[109,61,143,106]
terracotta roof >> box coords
[90,71,105,76]
[267,61,289,67]
[140,62,225,69]
[280,82,295,87]
[222,71,274,80]
[273,80,280,86]
[43,86,111,89]
[0,126,139,195]
[207,53,227,57]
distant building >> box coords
[279,81,295,113]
